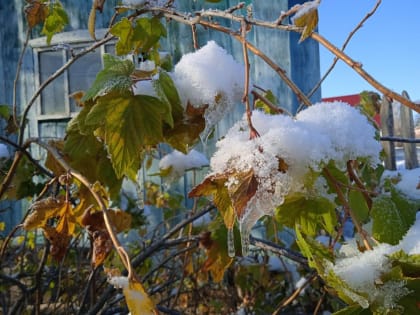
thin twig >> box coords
[308,0,382,99]
[32,139,132,275]
[12,29,31,128]
[380,136,420,143]
[272,273,317,315]
[18,35,114,145]
[346,160,372,209]
[310,32,420,113]
[251,90,288,115]
[323,167,372,251]
[250,236,309,269]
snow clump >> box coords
[209,101,381,249]
[172,41,245,138]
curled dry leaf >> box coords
[43,226,71,262]
[23,196,65,230]
[92,230,113,268]
[81,207,131,267]
[24,0,48,28]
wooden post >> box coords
[400,91,419,169]
[380,96,396,170]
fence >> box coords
[380,91,419,170]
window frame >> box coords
[29,29,116,135]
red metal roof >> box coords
[322,94,380,126]
[322,94,361,106]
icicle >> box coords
[240,222,250,257]
[227,227,235,258]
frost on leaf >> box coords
[108,276,156,315]
[172,41,245,139]
[291,0,320,42]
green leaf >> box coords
[2,155,46,200]
[0,105,10,120]
[389,250,420,278]
[390,186,418,230]
[276,192,337,236]
[110,16,166,56]
[133,17,166,54]
[110,18,135,56]
[371,196,407,245]
[63,129,122,197]
[332,304,370,315]
[348,189,370,223]
[323,161,349,204]
[85,91,166,179]
[359,91,381,118]
[82,54,134,102]
[41,1,69,45]
[295,227,333,271]
[153,71,183,128]
[254,90,280,114]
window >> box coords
[29,30,116,139]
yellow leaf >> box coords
[124,278,156,315]
[293,4,319,42]
[88,4,96,40]
[23,197,65,230]
[202,241,233,282]
[189,173,235,229]
[108,276,156,315]
[55,202,77,236]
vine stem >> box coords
[148,6,418,112]
[346,160,372,209]
[31,139,134,278]
[310,32,419,113]
[240,19,259,139]
[323,167,372,251]
[17,35,114,146]
[12,28,31,128]
[307,0,382,100]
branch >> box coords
[308,0,382,99]
[32,139,133,276]
[380,136,420,143]
[18,35,114,145]
[250,236,309,269]
[146,7,312,107]
[323,167,372,251]
[310,32,420,114]
[13,29,31,128]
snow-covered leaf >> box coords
[292,1,319,42]
[189,173,235,229]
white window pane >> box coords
[68,49,102,112]
[39,51,66,114]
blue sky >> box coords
[317,1,420,102]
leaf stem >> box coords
[322,167,372,250]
